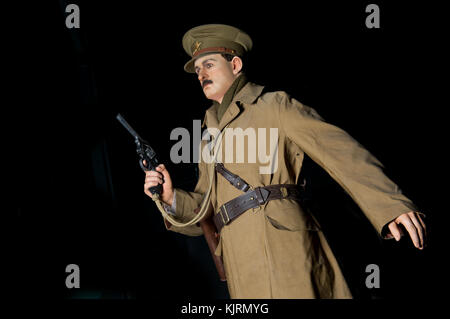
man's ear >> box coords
[231,56,243,75]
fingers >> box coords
[155,164,170,180]
[409,212,426,249]
[156,163,165,171]
[144,174,164,185]
[388,222,403,241]
[144,169,164,196]
[143,164,172,198]
[387,213,427,250]
[416,213,427,238]
[397,214,422,249]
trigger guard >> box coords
[139,159,149,171]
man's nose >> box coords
[198,68,208,82]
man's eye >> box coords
[206,63,213,68]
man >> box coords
[144,24,426,298]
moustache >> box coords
[202,80,213,88]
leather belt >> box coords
[213,184,303,233]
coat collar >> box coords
[201,82,265,130]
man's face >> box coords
[194,53,240,103]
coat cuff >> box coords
[162,190,177,216]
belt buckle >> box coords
[220,205,230,225]
[253,187,266,205]
[280,186,289,198]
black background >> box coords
[7,0,446,313]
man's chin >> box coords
[204,94,219,102]
[203,88,215,99]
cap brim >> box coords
[184,51,235,73]
[184,58,196,73]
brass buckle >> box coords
[220,205,230,225]
[280,186,289,198]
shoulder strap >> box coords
[214,163,251,192]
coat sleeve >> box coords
[278,93,420,237]
[162,142,210,236]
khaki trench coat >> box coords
[163,82,418,298]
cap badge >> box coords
[192,41,202,56]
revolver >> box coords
[116,113,162,196]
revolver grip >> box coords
[149,181,162,196]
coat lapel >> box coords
[202,82,265,130]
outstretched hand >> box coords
[385,212,426,250]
